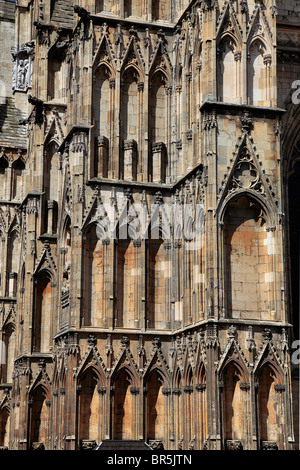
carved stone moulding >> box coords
[80,439,97,451]
[261,441,278,451]
[149,440,164,450]
[31,442,45,451]
[225,440,243,450]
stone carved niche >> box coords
[11,42,34,92]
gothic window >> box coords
[248,41,267,106]
[33,271,53,353]
[223,195,271,320]
[185,367,194,443]
[78,369,104,445]
[11,156,25,201]
[6,230,20,297]
[222,363,244,445]
[95,0,112,13]
[0,323,15,383]
[152,0,169,21]
[120,67,140,180]
[173,370,182,445]
[186,57,193,132]
[94,66,112,178]
[0,234,3,293]
[218,38,237,103]
[83,225,105,327]
[148,238,166,329]
[257,365,283,448]
[150,72,168,182]
[29,387,49,449]
[0,407,9,448]
[123,0,141,17]
[116,237,136,328]
[61,217,71,324]
[287,140,300,340]
[0,154,8,200]
[146,371,165,443]
[48,48,66,102]
[121,68,139,143]
[150,72,167,145]
[176,67,183,141]
[94,66,111,140]
[44,141,60,234]
[197,365,207,448]
[113,369,135,440]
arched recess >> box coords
[120,66,141,181]
[185,55,193,133]
[1,322,15,383]
[256,362,285,450]
[77,367,106,447]
[93,64,114,178]
[112,367,137,440]
[286,136,300,340]
[145,369,167,446]
[220,360,249,449]
[247,39,270,106]
[29,385,50,450]
[222,194,273,320]
[60,216,71,326]
[82,224,105,327]
[48,46,66,102]
[33,270,54,353]
[149,70,169,183]
[0,154,8,200]
[124,0,141,17]
[44,140,60,234]
[148,237,167,330]
[0,406,10,448]
[95,0,112,14]
[195,362,207,449]
[11,156,25,201]
[6,229,20,298]
[152,0,169,22]
[217,35,240,103]
[184,366,195,445]
[173,368,183,447]
[0,233,3,294]
[115,235,136,328]
[176,66,183,142]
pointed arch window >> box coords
[113,369,136,440]
[11,156,25,201]
[150,71,168,182]
[6,229,20,298]
[248,40,271,106]
[223,194,272,320]
[78,368,105,446]
[82,224,105,327]
[44,141,60,234]
[218,36,241,103]
[146,371,166,444]
[257,364,284,449]
[0,323,15,384]
[0,407,10,448]
[33,271,53,353]
[0,153,8,200]
[94,65,114,178]
[29,386,50,450]
[221,362,246,447]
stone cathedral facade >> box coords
[0,0,299,451]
